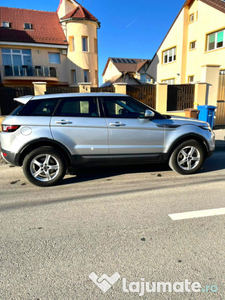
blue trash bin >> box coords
[197,105,217,128]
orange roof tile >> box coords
[0,6,68,45]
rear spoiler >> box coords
[13,95,34,105]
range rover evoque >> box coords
[1,93,215,187]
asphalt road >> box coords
[0,151,225,299]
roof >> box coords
[201,0,225,14]
[101,73,141,87]
[0,6,68,45]
[150,0,225,63]
[16,93,129,102]
[102,58,151,76]
[61,4,98,22]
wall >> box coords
[148,9,185,84]
[102,60,121,83]
[185,1,225,82]
[0,44,68,86]
[66,20,99,86]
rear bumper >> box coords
[1,149,19,166]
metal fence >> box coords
[91,86,115,93]
[46,86,79,94]
[167,84,195,111]
[126,85,156,109]
[0,86,34,115]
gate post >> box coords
[156,83,167,114]
[32,82,47,95]
[79,83,91,93]
[113,83,127,94]
[201,65,220,106]
[194,83,207,108]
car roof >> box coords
[14,93,129,104]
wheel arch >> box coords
[17,138,72,166]
[166,133,209,161]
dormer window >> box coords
[2,22,11,28]
[24,23,32,30]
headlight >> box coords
[199,125,212,132]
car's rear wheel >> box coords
[23,146,66,187]
[169,139,205,175]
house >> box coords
[102,58,152,86]
[148,0,225,86]
[0,0,100,87]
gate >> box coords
[215,73,225,125]
[91,86,115,93]
[167,84,195,111]
[0,87,34,115]
[126,85,156,109]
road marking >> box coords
[169,207,225,221]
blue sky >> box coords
[4,0,184,85]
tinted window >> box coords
[103,96,146,118]
[54,97,100,117]
[10,105,24,116]
[17,99,58,116]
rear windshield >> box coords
[10,105,24,116]
[16,99,59,116]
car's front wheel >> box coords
[169,139,205,175]
[23,146,66,187]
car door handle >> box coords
[55,120,73,125]
[109,122,126,127]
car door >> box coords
[50,96,109,164]
[101,96,165,163]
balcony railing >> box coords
[3,65,58,78]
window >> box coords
[163,47,176,64]
[190,41,196,50]
[49,53,60,64]
[103,97,147,119]
[95,70,98,85]
[207,30,224,51]
[94,38,98,53]
[17,99,59,116]
[140,74,147,83]
[71,70,77,84]
[162,78,175,85]
[24,23,32,30]
[220,70,225,75]
[55,97,100,117]
[84,70,89,82]
[2,22,11,28]
[2,48,32,66]
[82,36,88,52]
[69,36,75,52]
[188,76,195,83]
[189,14,194,23]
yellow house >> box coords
[148,0,225,106]
[58,0,100,86]
[0,1,100,87]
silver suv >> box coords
[1,93,215,187]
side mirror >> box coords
[144,109,155,118]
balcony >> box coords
[3,65,58,78]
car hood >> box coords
[164,115,209,127]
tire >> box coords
[23,146,66,187]
[169,139,205,175]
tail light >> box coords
[2,125,20,132]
